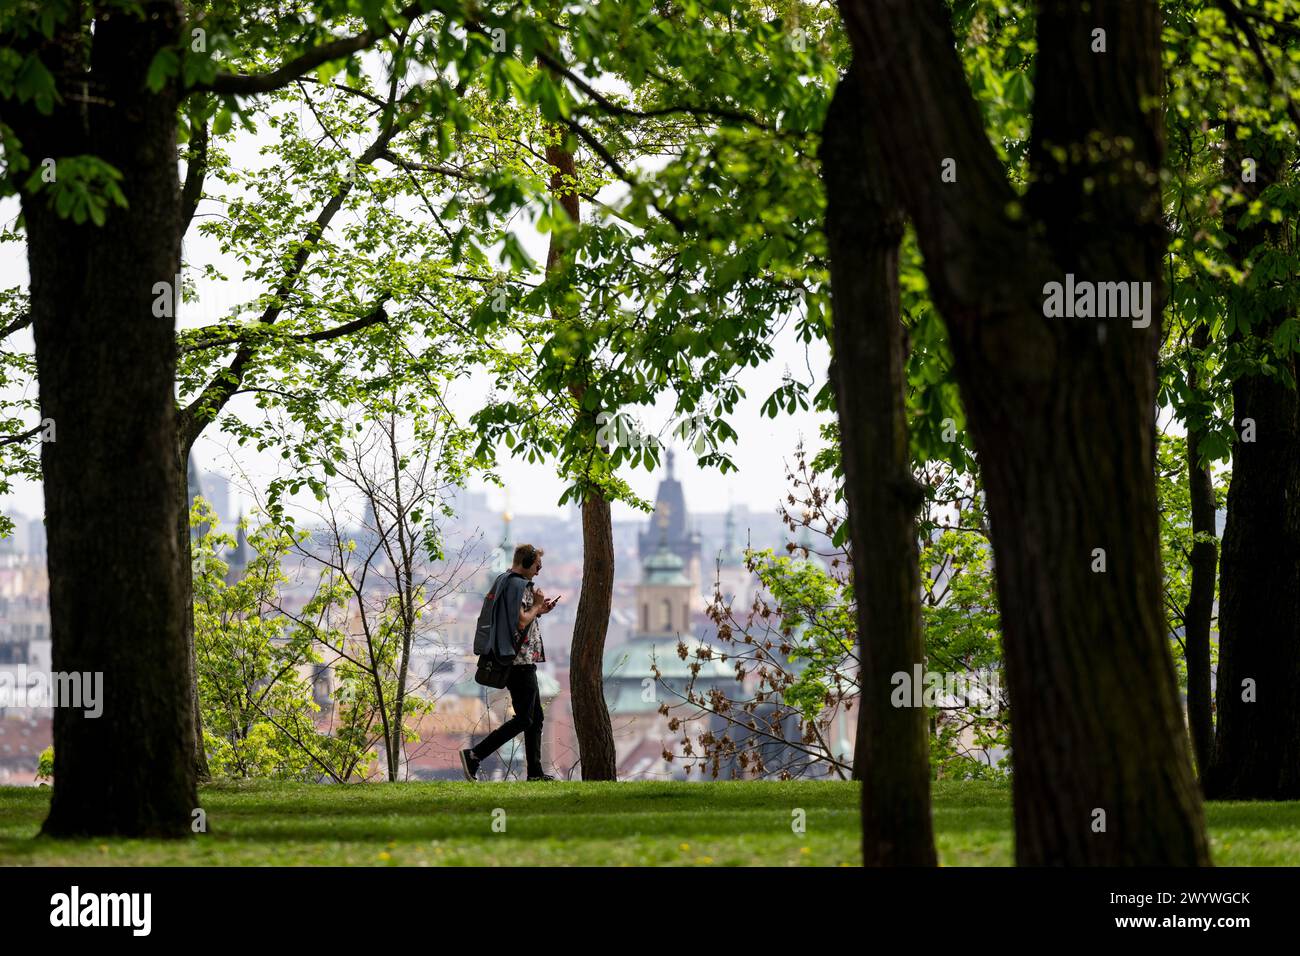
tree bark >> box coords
[821,65,937,866]
[1182,324,1217,780]
[1204,137,1300,799]
[838,0,1209,863]
[544,135,619,780]
[176,445,211,781]
[569,485,619,779]
[11,1,197,836]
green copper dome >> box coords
[644,545,690,585]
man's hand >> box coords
[540,595,560,614]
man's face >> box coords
[524,555,542,580]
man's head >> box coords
[512,543,545,580]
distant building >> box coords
[638,451,703,590]
[710,506,755,609]
[224,516,252,584]
[603,538,743,779]
[0,558,52,744]
[0,715,52,785]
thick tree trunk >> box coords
[821,66,937,866]
[1205,139,1300,798]
[15,2,197,836]
[1208,368,1300,797]
[838,0,1209,863]
[1182,325,1217,780]
[955,327,1208,864]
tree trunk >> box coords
[821,65,937,866]
[1204,138,1300,798]
[1182,325,1217,780]
[570,488,619,779]
[176,444,211,781]
[544,133,619,780]
[1208,367,1300,798]
[838,0,1209,863]
[15,2,197,837]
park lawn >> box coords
[0,778,1297,866]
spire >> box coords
[500,503,513,558]
[226,512,252,584]
[233,512,251,567]
[723,506,736,566]
[639,445,695,571]
[643,527,688,585]
[491,492,514,576]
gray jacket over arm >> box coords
[478,571,527,659]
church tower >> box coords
[602,526,744,778]
[638,529,694,637]
[638,450,702,590]
[485,495,513,586]
[225,513,252,584]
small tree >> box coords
[662,445,1007,780]
[276,384,481,782]
[191,499,363,782]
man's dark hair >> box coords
[513,543,544,570]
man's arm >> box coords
[518,588,547,631]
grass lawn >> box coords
[1,778,1298,866]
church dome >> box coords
[644,545,690,585]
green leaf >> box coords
[146,48,180,94]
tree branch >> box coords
[0,312,32,340]
[178,100,403,451]
[195,4,425,96]
[0,421,45,447]
[836,0,1033,328]
[180,300,390,354]
[180,112,210,238]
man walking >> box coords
[461,543,560,781]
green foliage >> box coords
[915,465,1007,780]
[0,284,38,541]
[191,497,360,780]
[21,155,127,226]
[1161,0,1300,459]
[4,0,1297,803]
[1155,427,1229,687]
[684,447,1006,779]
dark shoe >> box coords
[460,748,481,781]
[527,773,558,781]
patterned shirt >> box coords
[514,581,546,664]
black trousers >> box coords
[471,664,544,777]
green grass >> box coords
[1,778,1297,865]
